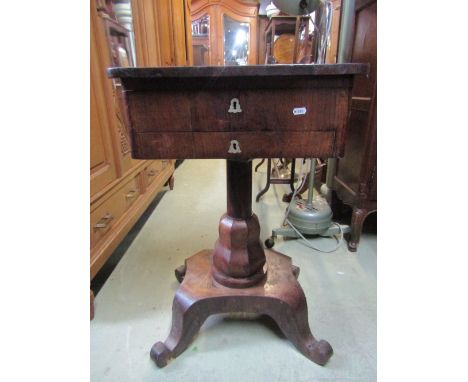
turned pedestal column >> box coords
[212,160,266,287]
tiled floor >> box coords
[91,159,376,382]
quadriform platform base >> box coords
[150,249,333,367]
[148,160,332,368]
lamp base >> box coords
[287,195,333,235]
[265,193,351,248]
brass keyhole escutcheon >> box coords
[228,139,242,154]
[228,98,242,113]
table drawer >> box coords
[128,88,347,134]
[132,131,336,160]
[91,175,141,248]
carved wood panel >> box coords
[91,0,119,197]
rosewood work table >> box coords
[108,64,368,368]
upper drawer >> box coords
[127,88,348,134]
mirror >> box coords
[192,15,210,66]
[223,15,250,66]
[111,0,137,66]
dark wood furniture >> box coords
[109,64,368,367]
[332,0,377,251]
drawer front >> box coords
[132,131,336,159]
[91,175,141,248]
[128,88,348,133]
[145,160,163,187]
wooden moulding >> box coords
[108,64,369,160]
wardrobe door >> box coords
[91,0,118,197]
[216,2,258,66]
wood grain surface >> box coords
[109,64,368,159]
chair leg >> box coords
[256,159,271,202]
[255,159,265,172]
[289,159,296,191]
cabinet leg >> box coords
[168,175,175,190]
[90,290,95,320]
[348,207,369,252]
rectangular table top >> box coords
[108,64,368,79]
[108,64,368,90]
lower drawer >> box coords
[90,175,141,248]
[132,131,336,159]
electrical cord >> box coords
[282,159,345,253]
[285,218,344,253]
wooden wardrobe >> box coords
[190,0,259,66]
[90,0,193,315]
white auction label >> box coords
[293,107,307,115]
